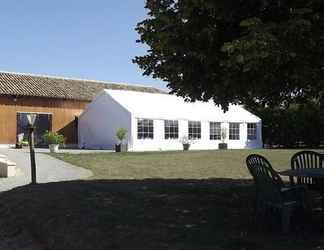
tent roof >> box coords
[103,89,261,122]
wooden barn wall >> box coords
[0,96,89,144]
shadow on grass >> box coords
[0,178,322,250]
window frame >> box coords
[188,121,201,140]
[229,123,240,140]
[210,122,221,140]
[164,120,179,140]
[137,119,154,139]
[247,123,257,140]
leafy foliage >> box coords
[116,128,128,144]
[179,135,193,145]
[221,127,227,143]
[43,131,65,145]
[248,100,324,147]
[134,0,324,111]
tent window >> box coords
[164,120,179,139]
[210,122,221,140]
[247,123,257,140]
[229,123,240,140]
[188,121,201,139]
[137,119,154,139]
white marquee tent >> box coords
[78,89,262,151]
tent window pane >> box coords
[188,121,201,139]
[229,123,240,140]
[137,119,153,139]
[247,123,257,140]
[164,120,179,139]
[210,122,221,140]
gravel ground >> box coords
[0,148,92,192]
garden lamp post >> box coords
[27,113,37,184]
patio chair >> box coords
[246,154,306,233]
[290,151,323,187]
[290,151,323,211]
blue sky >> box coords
[0,1,167,90]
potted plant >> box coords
[180,136,192,151]
[115,128,128,152]
[218,127,228,150]
[16,133,24,149]
[21,139,29,147]
[43,131,65,153]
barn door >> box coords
[17,112,52,147]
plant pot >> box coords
[49,144,59,153]
[218,143,228,150]
[183,143,190,151]
[15,143,22,149]
[115,144,128,152]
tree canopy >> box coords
[134,0,324,110]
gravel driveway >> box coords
[0,148,92,192]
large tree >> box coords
[134,0,324,110]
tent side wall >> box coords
[244,121,263,149]
[130,118,263,151]
[225,121,263,149]
[131,118,187,151]
[78,92,131,149]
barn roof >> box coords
[0,71,164,101]
[101,89,261,122]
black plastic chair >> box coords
[291,150,323,211]
[290,151,323,187]
[246,154,306,233]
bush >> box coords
[116,128,128,144]
[179,136,192,145]
[43,131,65,145]
[247,100,324,148]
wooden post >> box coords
[29,126,37,184]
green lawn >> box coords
[52,149,318,180]
[0,149,323,250]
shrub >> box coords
[221,127,227,143]
[247,101,324,148]
[43,131,65,145]
[179,136,193,145]
[116,128,128,144]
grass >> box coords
[51,149,319,180]
[0,149,323,249]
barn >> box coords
[0,71,162,147]
[78,89,263,151]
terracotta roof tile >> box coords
[0,71,165,101]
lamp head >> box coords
[27,113,37,126]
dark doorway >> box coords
[17,112,52,147]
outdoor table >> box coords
[280,168,324,179]
[280,168,324,209]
